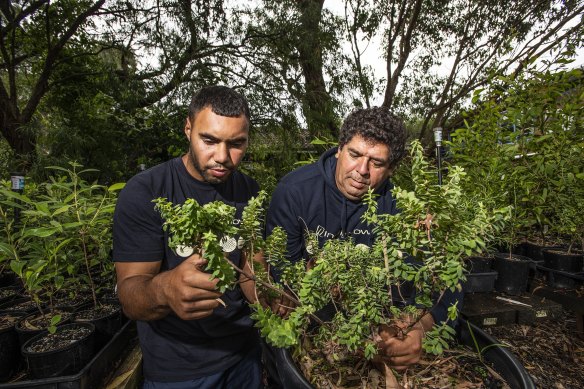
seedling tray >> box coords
[512,294,563,324]
[461,293,517,327]
[0,320,136,389]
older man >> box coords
[266,107,461,371]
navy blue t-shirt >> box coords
[113,157,259,382]
[266,148,461,325]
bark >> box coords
[296,0,337,139]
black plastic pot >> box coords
[462,271,498,293]
[262,318,535,389]
[73,304,122,348]
[466,256,493,273]
[492,253,531,295]
[21,322,96,379]
[0,286,23,306]
[0,319,135,389]
[458,319,535,388]
[15,307,75,346]
[0,297,37,314]
[520,242,563,262]
[541,249,584,288]
[0,311,27,382]
[0,272,18,288]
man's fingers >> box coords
[186,268,221,292]
[186,252,208,269]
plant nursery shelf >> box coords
[530,284,584,338]
[1,320,138,389]
[461,292,563,328]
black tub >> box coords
[263,318,535,389]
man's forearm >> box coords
[117,273,172,321]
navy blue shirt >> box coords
[113,157,259,382]
[266,148,461,325]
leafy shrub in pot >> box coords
[156,141,512,385]
[0,164,123,345]
[21,322,96,379]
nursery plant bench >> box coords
[461,292,563,328]
[531,285,584,338]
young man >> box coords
[265,107,462,371]
[113,86,262,388]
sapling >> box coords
[250,141,510,385]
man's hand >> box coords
[115,253,222,321]
[373,314,434,371]
[266,293,295,317]
[161,253,223,320]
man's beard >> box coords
[188,146,234,184]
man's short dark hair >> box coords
[189,85,251,126]
[338,107,407,169]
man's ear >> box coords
[335,146,342,158]
[184,117,192,140]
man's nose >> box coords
[214,143,230,165]
[355,158,370,176]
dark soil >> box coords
[297,339,507,388]
[0,311,24,331]
[485,310,584,389]
[1,299,37,312]
[24,325,92,353]
[74,303,119,321]
[18,308,73,331]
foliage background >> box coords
[0,0,582,185]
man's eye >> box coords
[202,138,216,144]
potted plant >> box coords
[446,68,584,295]
[0,163,124,382]
[245,141,513,386]
[156,140,519,386]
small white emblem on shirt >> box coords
[175,245,194,257]
[220,236,237,253]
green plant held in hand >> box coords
[251,140,511,362]
[154,197,240,293]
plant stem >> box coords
[225,258,325,326]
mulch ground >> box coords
[485,310,584,389]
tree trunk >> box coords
[296,0,337,139]
[1,113,36,169]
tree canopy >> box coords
[0,0,582,180]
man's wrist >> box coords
[420,312,435,333]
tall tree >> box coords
[343,0,584,140]
[0,0,106,167]
[241,0,345,140]
[0,0,254,169]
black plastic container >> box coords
[520,242,563,262]
[73,304,122,348]
[15,307,75,347]
[0,320,134,389]
[0,272,18,288]
[466,256,493,273]
[541,249,584,288]
[262,318,535,389]
[0,311,27,382]
[492,253,531,295]
[0,297,37,313]
[462,271,498,293]
[21,322,96,379]
[0,286,22,306]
